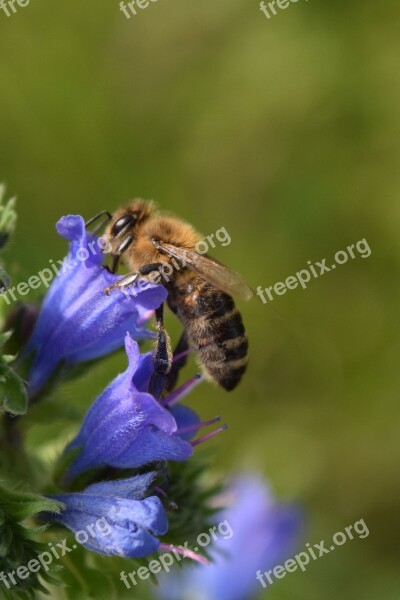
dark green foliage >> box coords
[0,486,63,599]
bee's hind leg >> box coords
[149,303,173,399]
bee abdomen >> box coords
[168,280,249,391]
[197,304,249,392]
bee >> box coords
[88,200,252,393]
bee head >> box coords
[104,199,155,256]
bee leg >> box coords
[105,261,167,300]
[139,262,165,277]
[104,259,160,292]
[102,254,120,274]
[104,272,139,295]
[152,304,172,372]
[109,255,121,274]
[164,331,190,393]
[149,303,173,399]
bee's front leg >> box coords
[104,272,139,295]
[104,261,164,294]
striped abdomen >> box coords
[167,277,248,391]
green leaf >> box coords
[2,354,17,364]
[160,456,224,548]
[0,488,63,521]
[0,365,28,415]
[0,524,13,557]
[62,550,117,600]
[0,485,64,597]
[0,330,13,349]
[0,184,17,251]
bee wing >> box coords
[154,241,253,301]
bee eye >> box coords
[117,235,134,254]
[112,214,136,236]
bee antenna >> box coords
[85,210,112,228]
[85,211,112,235]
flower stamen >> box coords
[191,424,228,447]
[158,543,210,565]
[163,374,204,407]
[175,416,221,436]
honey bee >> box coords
[88,200,252,394]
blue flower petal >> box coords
[25,215,167,394]
[170,404,201,441]
[133,351,154,392]
[64,335,193,482]
[48,475,168,559]
[157,475,303,600]
[83,472,156,500]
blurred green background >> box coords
[1,0,400,598]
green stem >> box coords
[0,413,26,478]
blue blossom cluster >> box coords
[19,215,302,598]
[25,215,167,395]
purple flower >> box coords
[157,475,303,600]
[62,335,202,484]
[48,472,168,558]
[25,215,167,395]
